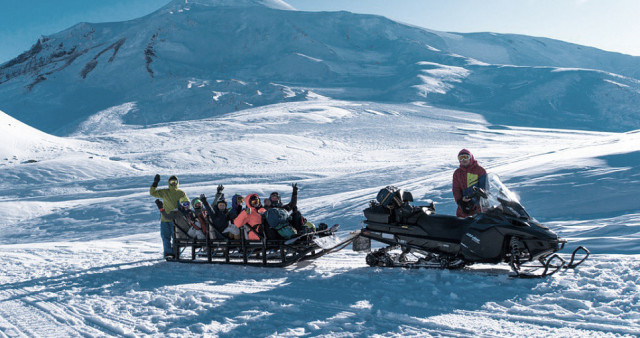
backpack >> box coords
[266,208,297,239]
[376,186,399,207]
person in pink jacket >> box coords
[452,149,487,218]
[233,193,266,240]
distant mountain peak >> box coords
[166,0,296,10]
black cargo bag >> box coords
[376,186,398,207]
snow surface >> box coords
[1,98,639,336]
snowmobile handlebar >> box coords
[471,186,488,200]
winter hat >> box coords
[169,175,178,182]
[217,196,227,206]
[458,149,471,157]
[178,196,190,208]
[191,198,202,207]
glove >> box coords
[217,185,224,193]
[459,199,473,214]
[200,194,207,203]
[152,174,161,188]
[292,183,298,193]
[155,199,164,210]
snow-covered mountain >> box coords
[1,0,640,135]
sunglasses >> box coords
[458,154,470,161]
[169,180,178,185]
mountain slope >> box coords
[1,0,640,134]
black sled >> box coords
[355,174,589,278]
[168,223,358,267]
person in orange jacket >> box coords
[233,193,266,240]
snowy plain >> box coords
[1,97,639,336]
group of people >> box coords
[150,174,309,259]
[150,148,487,258]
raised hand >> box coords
[152,174,161,187]
[200,194,207,202]
[217,185,224,193]
[292,183,298,192]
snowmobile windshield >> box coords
[480,174,530,220]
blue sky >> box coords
[1,0,639,64]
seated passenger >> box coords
[192,197,209,238]
[200,187,241,240]
[233,194,266,240]
[155,197,206,240]
[229,194,245,221]
[268,183,298,211]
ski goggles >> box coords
[181,201,190,208]
[249,198,260,206]
[169,179,178,185]
[458,154,471,161]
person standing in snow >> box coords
[452,149,487,218]
[150,174,188,258]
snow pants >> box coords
[160,221,174,256]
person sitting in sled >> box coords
[452,149,487,218]
[200,185,241,240]
[267,183,298,211]
[267,183,307,232]
[155,197,206,240]
[149,174,189,258]
[233,194,266,240]
[191,197,211,238]
[229,194,245,221]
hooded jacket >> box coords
[150,178,188,222]
[233,193,266,240]
[452,149,487,218]
[229,193,244,221]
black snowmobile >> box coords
[353,174,589,278]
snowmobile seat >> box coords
[363,205,392,224]
[416,214,473,242]
[402,191,413,202]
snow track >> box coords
[1,239,638,336]
[1,100,639,335]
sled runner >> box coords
[168,223,359,267]
[355,174,590,278]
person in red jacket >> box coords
[452,149,487,218]
[233,193,266,240]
